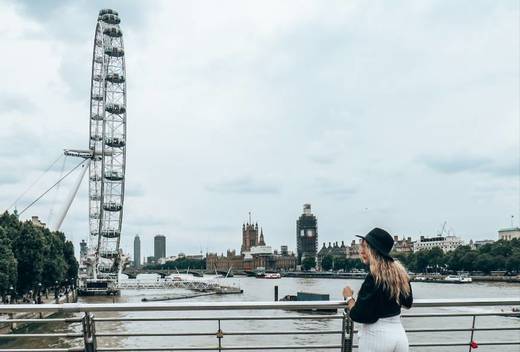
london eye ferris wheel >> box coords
[87,9,127,283]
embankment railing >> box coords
[0,298,518,351]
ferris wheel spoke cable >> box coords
[5,153,64,212]
[18,158,88,217]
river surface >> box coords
[2,276,519,351]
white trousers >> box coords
[357,315,409,352]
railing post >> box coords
[468,315,476,352]
[342,311,354,352]
[82,312,97,352]
[216,318,223,351]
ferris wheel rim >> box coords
[87,9,127,280]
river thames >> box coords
[2,276,519,351]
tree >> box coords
[334,257,347,271]
[474,254,494,273]
[0,227,17,295]
[64,241,79,282]
[41,229,67,288]
[460,252,478,272]
[11,222,45,293]
[302,257,316,271]
[506,254,520,272]
[321,256,333,271]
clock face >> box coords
[300,230,305,237]
[307,229,314,237]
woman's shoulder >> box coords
[361,272,376,288]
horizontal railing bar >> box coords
[96,330,342,337]
[402,311,520,317]
[94,315,344,322]
[221,330,342,336]
[1,298,518,313]
[352,327,519,334]
[406,327,520,333]
[0,349,83,352]
[92,311,519,322]
[352,341,520,348]
[0,318,82,323]
[0,333,82,338]
[409,341,520,347]
[0,301,346,313]
[219,346,342,351]
[96,345,343,351]
[97,332,214,337]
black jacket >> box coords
[349,273,413,324]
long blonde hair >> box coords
[366,244,411,303]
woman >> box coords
[342,227,413,352]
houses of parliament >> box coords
[206,218,297,272]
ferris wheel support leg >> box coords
[53,159,92,232]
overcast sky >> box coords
[0,0,518,259]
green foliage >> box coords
[399,239,520,274]
[321,256,333,271]
[64,241,79,280]
[0,227,17,294]
[0,211,79,295]
[333,257,347,271]
[146,258,206,270]
[301,257,316,271]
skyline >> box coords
[126,208,510,260]
[0,1,518,259]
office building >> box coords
[154,234,166,260]
[133,235,141,267]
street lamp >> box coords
[37,282,42,304]
[8,285,14,304]
[54,281,59,301]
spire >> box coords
[259,228,265,246]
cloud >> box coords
[125,183,145,197]
[206,176,280,195]
[314,178,358,200]
[421,155,491,174]
[0,94,36,114]
[421,153,519,178]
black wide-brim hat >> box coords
[356,227,394,261]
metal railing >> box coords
[0,298,518,351]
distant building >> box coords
[498,227,520,240]
[470,239,495,249]
[207,218,296,272]
[241,220,265,253]
[186,254,204,260]
[207,250,244,272]
[296,204,318,265]
[154,235,166,260]
[158,256,177,265]
[392,236,413,254]
[146,256,156,265]
[413,235,464,253]
[280,245,289,256]
[133,235,141,267]
[31,216,46,228]
[317,241,347,269]
[347,239,361,259]
[80,240,88,258]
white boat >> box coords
[259,273,281,279]
[444,275,472,283]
